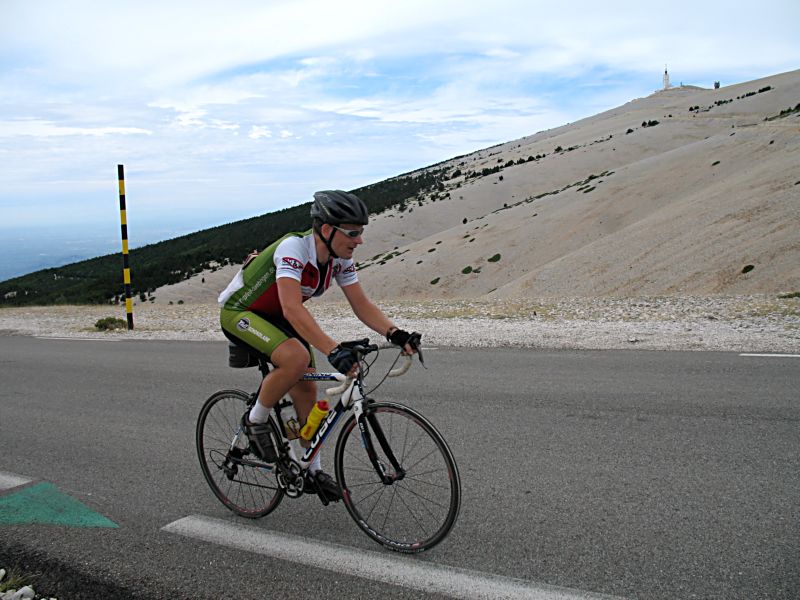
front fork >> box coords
[354,400,406,485]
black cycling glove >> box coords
[387,328,412,347]
[328,345,357,374]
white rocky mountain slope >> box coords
[153,69,800,305]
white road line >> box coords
[35,336,120,342]
[0,470,33,490]
[739,353,800,358]
[162,515,624,600]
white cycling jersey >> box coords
[219,231,358,317]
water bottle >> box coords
[279,400,301,440]
[300,400,330,440]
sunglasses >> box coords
[331,225,364,239]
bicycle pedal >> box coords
[279,474,303,498]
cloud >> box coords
[248,126,272,139]
[0,119,152,137]
[3,1,799,87]
[1,0,475,88]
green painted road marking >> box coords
[0,482,118,528]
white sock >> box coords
[248,401,271,424]
[309,453,322,474]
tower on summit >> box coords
[663,65,671,90]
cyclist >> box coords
[218,190,417,503]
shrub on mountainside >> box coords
[765,103,800,121]
[95,317,127,331]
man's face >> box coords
[326,223,364,259]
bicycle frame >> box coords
[288,371,357,466]
[268,351,413,473]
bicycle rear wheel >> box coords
[196,389,284,518]
[334,402,461,553]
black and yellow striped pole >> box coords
[117,164,134,330]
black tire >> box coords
[196,389,284,518]
[334,402,461,552]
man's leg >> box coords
[241,339,311,462]
[288,371,341,501]
[288,379,317,426]
[255,338,312,410]
[288,379,323,469]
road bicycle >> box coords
[196,336,461,553]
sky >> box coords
[1,0,799,279]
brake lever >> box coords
[409,332,425,367]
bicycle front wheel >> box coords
[334,402,461,553]
[196,389,284,518]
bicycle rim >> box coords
[196,389,283,518]
[334,402,461,552]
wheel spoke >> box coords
[345,478,386,487]
[362,485,387,523]
[205,433,236,447]
[353,481,388,506]
[380,485,397,532]
[394,484,431,536]
[401,445,441,473]
[344,446,373,469]
[395,480,451,511]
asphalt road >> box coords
[1,336,798,599]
